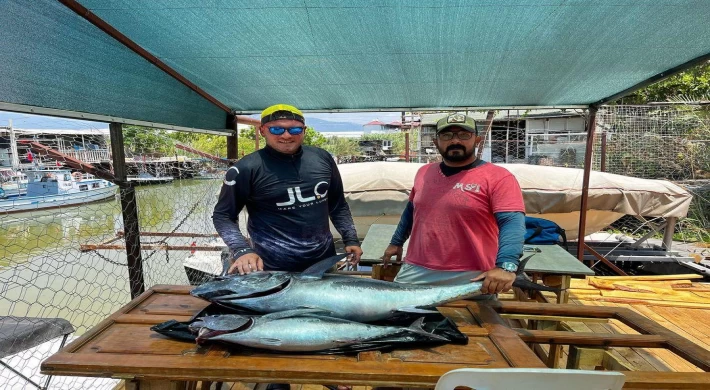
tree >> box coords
[621,61,710,104]
[122,125,173,156]
[322,136,360,157]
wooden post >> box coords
[110,122,145,299]
[577,107,598,262]
[404,132,410,162]
[226,114,238,161]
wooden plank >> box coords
[467,304,546,368]
[613,306,710,371]
[590,274,704,281]
[370,264,400,282]
[128,293,209,316]
[565,346,605,369]
[499,313,609,323]
[514,329,667,348]
[621,372,710,389]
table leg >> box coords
[126,379,188,390]
[557,275,571,304]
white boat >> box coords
[127,172,174,185]
[0,168,28,198]
[0,169,116,214]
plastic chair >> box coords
[434,368,625,390]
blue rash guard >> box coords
[212,145,359,272]
[390,160,525,267]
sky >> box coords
[0,110,403,131]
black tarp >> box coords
[0,316,74,359]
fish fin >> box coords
[301,253,350,278]
[259,338,283,346]
[397,306,438,314]
[516,252,536,276]
[261,308,330,321]
[407,317,449,342]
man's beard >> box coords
[438,144,474,162]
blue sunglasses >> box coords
[268,126,304,136]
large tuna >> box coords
[190,253,551,322]
[189,308,448,352]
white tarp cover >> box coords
[340,162,693,240]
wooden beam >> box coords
[110,122,144,298]
[514,329,666,348]
[468,304,547,368]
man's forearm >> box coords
[212,212,254,258]
[495,211,525,266]
[390,201,414,246]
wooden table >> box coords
[360,224,595,304]
[41,285,709,389]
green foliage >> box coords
[621,61,710,104]
[303,127,327,147]
[322,136,360,157]
[122,125,174,156]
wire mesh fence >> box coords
[0,104,709,388]
[1,121,227,389]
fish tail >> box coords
[406,317,449,341]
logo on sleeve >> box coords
[223,166,240,186]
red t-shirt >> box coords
[405,163,525,272]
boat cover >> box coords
[339,162,693,239]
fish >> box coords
[189,308,448,352]
[190,253,554,322]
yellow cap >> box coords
[261,104,305,125]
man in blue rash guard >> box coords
[212,104,362,275]
[381,113,526,296]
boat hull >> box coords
[0,186,116,214]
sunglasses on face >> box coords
[268,126,304,136]
[437,131,474,141]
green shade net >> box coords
[0,0,227,130]
[3,0,710,121]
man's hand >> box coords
[471,267,516,294]
[344,245,363,265]
[229,253,264,275]
[381,244,403,267]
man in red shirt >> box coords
[382,113,526,295]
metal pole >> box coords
[110,122,145,298]
[662,217,677,251]
[600,131,607,172]
[577,106,598,262]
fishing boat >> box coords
[0,168,28,198]
[0,169,116,214]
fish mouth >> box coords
[195,318,254,344]
[215,278,292,300]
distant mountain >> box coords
[305,117,363,132]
